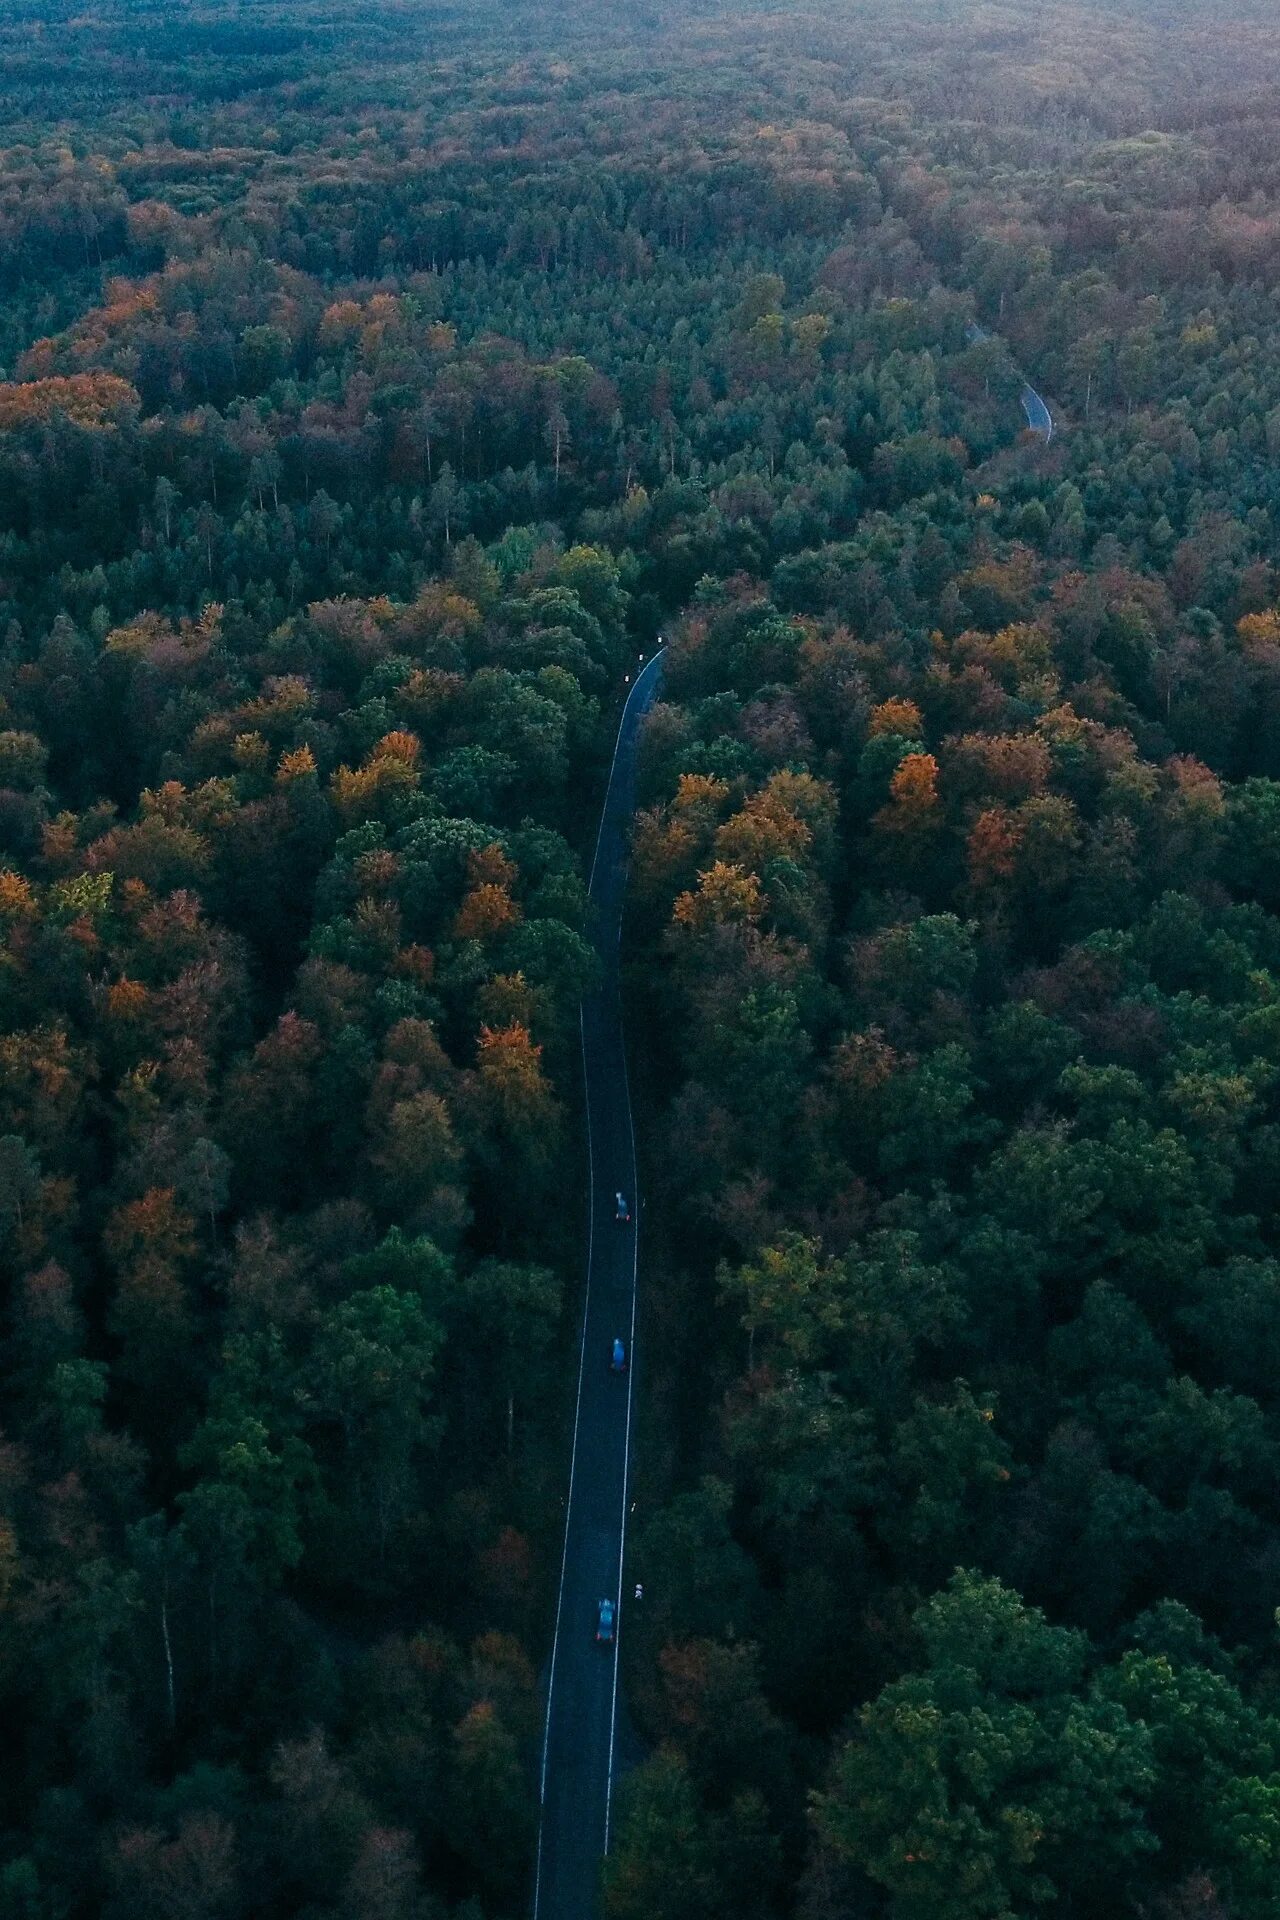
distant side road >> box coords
[966,320,1054,440]
[1020,381,1054,439]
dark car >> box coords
[595,1598,616,1644]
[615,1191,631,1223]
[610,1337,628,1373]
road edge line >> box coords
[604,966,642,1854]
[533,644,664,1917]
[531,999,596,1920]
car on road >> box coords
[595,1598,616,1644]
[610,1337,628,1373]
[615,1191,631,1223]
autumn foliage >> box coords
[4,0,1280,1915]
[0,371,140,429]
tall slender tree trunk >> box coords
[161,1573,176,1735]
[208,1572,218,1705]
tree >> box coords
[153,475,178,543]
[179,1415,315,1593]
[105,1814,240,1920]
[339,1829,427,1920]
[720,1234,835,1370]
[1099,1636,1280,1899]
[428,463,463,546]
[814,1573,1157,1920]
[267,1730,374,1909]
[367,1088,464,1235]
[604,1749,718,1920]
[446,1702,533,1901]
[105,1188,198,1411]
[671,862,764,937]
[724,1370,880,1545]
[312,1284,443,1564]
[127,1514,196,1737]
[461,1258,560,1449]
[464,1022,563,1198]
[0,1133,40,1240]
[656,1638,793,1813]
[635,1479,761,1644]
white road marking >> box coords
[532,1004,596,1920]
[605,967,642,1854]
[533,644,666,1916]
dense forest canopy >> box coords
[3,0,1280,1915]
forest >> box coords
[4,0,1280,1914]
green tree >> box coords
[635,1479,761,1644]
[814,1573,1157,1920]
[312,1285,443,1564]
[446,1702,533,1902]
[0,1133,40,1240]
[604,1749,718,1920]
[461,1258,560,1450]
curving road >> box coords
[1020,382,1054,440]
[533,646,665,1920]
[965,320,1054,440]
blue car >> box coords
[610,1337,628,1373]
[595,1598,616,1644]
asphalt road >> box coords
[965,320,1054,440]
[1020,381,1054,439]
[533,646,666,1920]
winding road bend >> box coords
[965,320,1054,441]
[1019,381,1054,440]
[533,646,666,1920]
